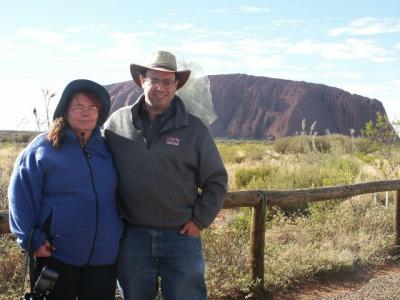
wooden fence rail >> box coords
[1,179,400,292]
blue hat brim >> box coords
[53,79,110,126]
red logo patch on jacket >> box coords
[166,136,180,146]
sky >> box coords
[0,0,399,131]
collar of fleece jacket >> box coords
[63,126,109,158]
[130,95,190,131]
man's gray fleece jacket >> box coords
[104,95,228,229]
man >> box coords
[104,50,228,300]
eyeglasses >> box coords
[143,78,177,88]
[70,105,99,114]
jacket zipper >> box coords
[133,115,177,151]
[133,122,151,150]
[80,134,99,265]
[138,129,151,150]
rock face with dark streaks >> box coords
[105,74,386,139]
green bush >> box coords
[355,152,376,164]
[235,165,278,188]
[352,137,380,153]
[319,156,360,186]
[274,135,378,155]
[235,155,360,191]
[217,141,270,164]
[326,134,379,154]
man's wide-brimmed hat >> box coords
[130,50,191,90]
[53,79,110,126]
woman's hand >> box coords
[34,240,54,257]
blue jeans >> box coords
[117,225,207,300]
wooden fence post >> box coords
[395,190,400,247]
[250,194,266,290]
[0,211,9,235]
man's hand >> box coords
[180,220,200,237]
[34,240,54,257]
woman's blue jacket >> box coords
[8,128,123,266]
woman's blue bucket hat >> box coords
[53,79,110,126]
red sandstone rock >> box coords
[105,74,386,139]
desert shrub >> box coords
[230,207,252,232]
[217,141,269,164]
[313,137,331,153]
[355,152,376,164]
[16,134,32,144]
[326,134,379,154]
[352,137,380,153]
[273,136,330,154]
[272,138,290,154]
[235,155,360,190]
[0,131,37,145]
[274,134,378,156]
[235,165,278,188]
[0,138,8,144]
[235,161,317,190]
[319,156,360,186]
[217,142,246,164]
[307,199,343,222]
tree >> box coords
[362,112,399,146]
[362,112,400,178]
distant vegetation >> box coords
[1,117,400,299]
[0,130,38,144]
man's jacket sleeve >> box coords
[192,129,228,229]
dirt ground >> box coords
[270,261,400,299]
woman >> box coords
[8,79,123,299]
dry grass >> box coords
[202,194,397,298]
[0,235,24,299]
[0,144,24,209]
[263,195,395,291]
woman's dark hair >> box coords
[47,91,102,148]
[48,116,67,148]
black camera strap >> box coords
[29,250,38,292]
[19,229,34,299]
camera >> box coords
[34,266,59,296]
[21,266,59,300]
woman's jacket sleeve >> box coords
[8,148,47,252]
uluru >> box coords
[105,74,386,140]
